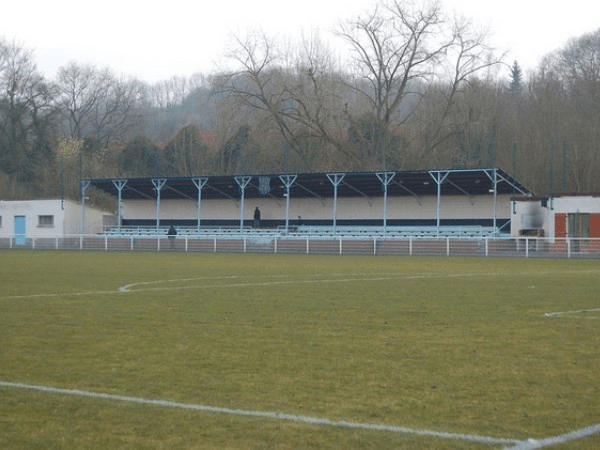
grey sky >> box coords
[2,0,598,82]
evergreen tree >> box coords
[508,61,523,93]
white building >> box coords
[512,194,600,239]
[0,199,113,244]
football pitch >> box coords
[1,250,599,449]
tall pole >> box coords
[80,179,91,235]
[562,140,568,192]
[492,169,498,234]
[483,169,499,235]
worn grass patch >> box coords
[1,250,599,448]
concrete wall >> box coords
[122,193,512,224]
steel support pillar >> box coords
[192,177,208,233]
[279,174,297,235]
[326,173,345,234]
[235,176,252,232]
[112,179,127,231]
[429,171,450,238]
[376,172,395,233]
[152,178,167,232]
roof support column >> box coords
[80,179,91,236]
[484,169,498,235]
[152,178,167,233]
[235,176,252,233]
[326,173,345,234]
[192,177,208,233]
[429,171,450,238]
[279,174,297,235]
[112,179,127,231]
[376,172,395,233]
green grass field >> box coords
[1,250,599,449]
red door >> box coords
[590,214,600,238]
[555,213,567,238]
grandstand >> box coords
[88,168,531,240]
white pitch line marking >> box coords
[0,380,519,445]
[4,268,599,300]
[544,307,600,318]
[505,423,600,449]
[117,271,507,293]
[1,272,480,298]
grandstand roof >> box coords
[87,168,531,201]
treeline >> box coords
[1,0,599,205]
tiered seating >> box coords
[103,224,505,239]
[288,225,502,239]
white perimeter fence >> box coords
[2,234,600,258]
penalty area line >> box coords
[0,380,518,445]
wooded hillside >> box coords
[1,1,599,205]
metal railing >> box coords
[1,234,600,259]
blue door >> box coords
[14,215,26,246]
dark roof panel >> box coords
[88,168,531,201]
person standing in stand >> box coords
[253,207,261,228]
[167,225,177,249]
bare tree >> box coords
[214,31,346,172]
[0,38,55,193]
[530,29,600,192]
[338,0,502,169]
[415,12,502,165]
[162,125,212,176]
[215,0,501,172]
[54,62,143,145]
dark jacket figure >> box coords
[253,207,261,228]
[167,225,177,249]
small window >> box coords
[38,215,54,227]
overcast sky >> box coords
[2,0,599,83]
